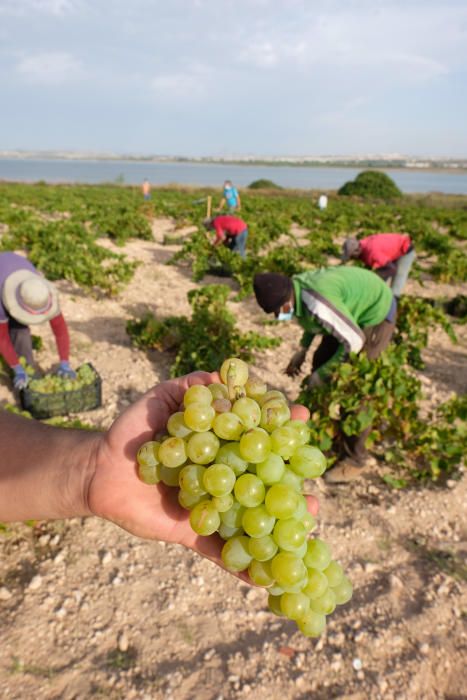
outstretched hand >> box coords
[87,371,319,573]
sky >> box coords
[0,0,466,157]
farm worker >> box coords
[217,180,241,213]
[253,266,397,483]
[142,179,151,200]
[318,194,328,210]
[0,252,76,390]
[204,215,248,258]
[342,233,416,298]
[0,372,319,560]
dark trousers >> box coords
[312,319,396,462]
[8,317,34,365]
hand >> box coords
[286,348,307,377]
[57,360,77,379]
[87,371,319,573]
[12,364,29,390]
[307,371,324,389]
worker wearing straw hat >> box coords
[0,252,76,390]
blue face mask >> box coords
[277,306,294,322]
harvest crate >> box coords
[20,363,102,419]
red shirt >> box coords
[212,216,247,243]
[359,233,412,269]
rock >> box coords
[419,643,430,655]
[101,550,113,565]
[28,575,43,591]
[0,587,12,601]
[118,632,129,652]
[352,657,363,671]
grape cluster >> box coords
[29,364,96,394]
[136,358,352,637]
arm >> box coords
[212,220,226,246]
[0,372,318,570]
[0,321,20,367]
[216,197,226,212]
[49,313,70,361]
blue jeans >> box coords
[392,248,416,297]
[227,229,248,258]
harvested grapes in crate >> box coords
[136,358,352,638]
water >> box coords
[0,158,466,195]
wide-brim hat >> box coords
[2,269,59,325]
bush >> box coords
[338,170,402,200]
[248,179,283,190]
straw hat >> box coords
[2,270,59,325]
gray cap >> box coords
[342,238,361,261]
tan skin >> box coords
[0,371,318,577]
[273,291,309,378]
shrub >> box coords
[338,171,402,200]
[248,179,283,190]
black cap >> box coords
[253,273,293,313]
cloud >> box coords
[0,0,78,16]
[151,64,212,101]
[16,51,84,84]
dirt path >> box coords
[1,221,466,700]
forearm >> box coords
[0,411,100,522]
[0,323,19,366]
[50,313,70,361]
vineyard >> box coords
[0,180,466,700]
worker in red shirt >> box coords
[204,215,248,258]
[342,233,416,298]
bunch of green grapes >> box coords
[29,364,97,394]
[136,358,352,638]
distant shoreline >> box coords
[1,154,466,174]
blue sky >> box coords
[0,0,466,157]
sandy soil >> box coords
[0,219,466,700]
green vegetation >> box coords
[338,170,402,199]
[248,179,283,190]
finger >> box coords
[305,494,319,516]
[290,404,310,422]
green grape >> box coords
[183,384,213,407]
[284,420,311,446]
[281,577,309,594]
[189,501,220,536]
[256,452,285,485]
[289,445,327,479]
[293,495,307,518]
[220,358,249,387]
[232,397,261,429]
[279,468,304,492]
[258,390,286,406]
[138,462,160,485]
[248,534,278,562]
[245,377,267,402]
[239,428,271,463]
[212,412,244,440]
[260,400,291,432]
[332,575,353,605]
[186,431,220,465]
[268,594,284,616]
[158,465,184,487]
[270,552,307,588]
[302,512,317,532]
[246,463,257,474]
[296,610,326,637]
[265,484,299,519]
[268,584,285,596]
[302,568,329,599]
[248,559,275,587]
[212,493,234,512]
[178,490,207,510]
[272,518,307,551]
[216,442,249,476]
[202,463,236,497]
[303,538,332,571]
[218,523,243,540]
[270,426,299,459]
[184,403,215,432]
[234,473,265,507]
[242,505,275,538]
[167,412,192,439]
[323,560,344,587]
[309,588,336,615]
[294,541,308,559]
[136,441,160,468]
[212,398,232,414]
[220,501,246,528]
[179,464,207,496]
[208,382,229,400]
[221,535,252,571]
[158,437,187,469]
[280,592,310,620]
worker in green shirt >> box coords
[253,266,397,484]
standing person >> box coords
[342,233,416,298]
[204,215,248,258]
[318,194,328,211]
[142,178,152,200]
[217,180,241,213]
[0,252,76,390]
[253,266,397,483]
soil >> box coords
[0,219,466,700]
